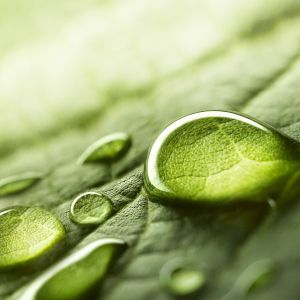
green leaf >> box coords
[1,0,300,299]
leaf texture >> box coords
[1,0,300,299]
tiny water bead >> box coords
[0,206,65,269]
[160,259,206,296]
[19,239,126,300]
[78,132,131,164]
[0,172,43,196]
[145,111,300,204]
[70,192,113,225]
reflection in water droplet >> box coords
[70,192,113,225]
[144,111,300,204]
[160,258,206,296]
[78,132,131,164]
[19,239,126,300]
[222,259,277,300]
[0,206,65,269]
[0,172,43,196]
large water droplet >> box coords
[0,206,65,269]
[19,238,125,300]
[0,172,43,196]
[160,259,206,296]
[78,132,131,164]
[145,111,300,204]
[70,192,113,225]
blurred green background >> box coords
[1,0,300,157]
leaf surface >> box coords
[1,1,300,299]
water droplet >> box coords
[70,192,113,225]
[0,172,43,196]
[0,206,65,269]
[267,198,277,209]
[145,111,300,204]
[78,132,131,164]
[222,259,277,300]
[20,238,125,300]
[244,260,277,294]
[160,259,206,296]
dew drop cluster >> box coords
[0,112,299,299]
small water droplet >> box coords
[245,260,277,294]
[78,132,131,164]
[70,192,113,225]
[145,111,300,204]
[19,238,125,300]
[267,198,277,209]
[0,206,65,269]
[0,172,43,196]
[222,259,277,300]
[160,259,206,296]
